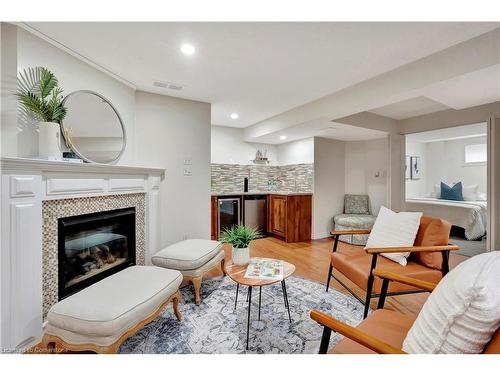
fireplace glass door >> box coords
[58,207,136,299]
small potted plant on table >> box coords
[220,225,261,265]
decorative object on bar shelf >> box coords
[252,149,270,164]
[16,66,67,161]
[220,225,262,266]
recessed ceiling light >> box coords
[180,43,196,55]
[280,135,287,140]
[230,113,239,119]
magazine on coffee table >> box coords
[244,258,284,280]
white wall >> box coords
[211,125,277,165]
[313,137,345,239]
[210,125,314,166]
[405,141,427,198]
[426,136,487,194]
[6,26,212,248]
[15,28,137,165]
[136,92,211,246]
[277,137,314,165]
[344,137,388,214]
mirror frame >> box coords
[61,90,127,164]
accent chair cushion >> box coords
[46,266,182,339]
[330,309,416,354]
[402,251,500,353]
[412,216,452,270]
[151,239,222,271]
[483,329,500,354]
[365,206,422,266]
[344,194,370,215]
[334,214,376,229]
[440,182,464,201]
[331,246,442,294]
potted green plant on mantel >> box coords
[16,67,67,160]
[220,225,262,265]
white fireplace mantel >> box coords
[0,157,166,352]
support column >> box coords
[1,22,18,158]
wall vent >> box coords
[153,80,184,91]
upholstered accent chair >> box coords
[326,216,459,318]
[311,269,500,354]
[333,194,376,245]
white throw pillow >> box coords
[477,192,487,201]
[430,184,441,198]
[364,206,422,266]
[462,184,479,201]
[402,251,500,354]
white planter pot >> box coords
[231,246,250,265]
[38,121,62,160]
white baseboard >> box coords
[312,232,330,240]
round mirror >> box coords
[61,90,126,164]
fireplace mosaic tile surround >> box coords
[211,163,313,193]
[42,193,146,317]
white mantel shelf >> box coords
[0,157,165,177]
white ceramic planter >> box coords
[38,121,62,160]
[232,246,250,265]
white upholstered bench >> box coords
[42,266,183,354]
[151,239,225,305]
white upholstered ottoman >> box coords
[42,266,182,353]
[151,239,226,305]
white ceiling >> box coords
[368,64,500,120]
[406,122,487,143]
[369,96,450,120]
[24,22,499,128]
[254,120,388,144]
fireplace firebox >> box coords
[58,207,136,300]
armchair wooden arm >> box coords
[330,229,371,236]
[310,310,406,354]
[372,269,437,292]
[365,244,459,254]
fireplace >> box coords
[58,207,136,300]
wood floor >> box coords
[209,236,467,317]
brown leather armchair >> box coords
[311,270,500,354]
[326,216,459,318]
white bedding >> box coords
[405,198,487,240]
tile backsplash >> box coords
[211,163,313,193]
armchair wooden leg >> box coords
[326,264,333,292]
[363,285,372,318]
[364,254,378,318]
[319,326,332,354]
[327,234,339,292]
[377,279,390,309]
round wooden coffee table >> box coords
[225,257,296,350]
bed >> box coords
[405,198,487,240]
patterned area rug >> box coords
[119,276,365,354]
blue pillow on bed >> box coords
[440,182,464,201]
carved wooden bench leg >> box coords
[221,258,226,276]
[172,290,183,321]
[190,277,202,305]
[42,335,57,354]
